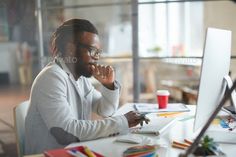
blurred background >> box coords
[0,0,236,156]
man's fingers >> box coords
[105,66,110,77]
[94,64,106,78]
[92,64,100,76]
[91,63,115,84]
[106,65,114,76]
[140,121,143,126]
[90,64,96,73]
[97,64,102,75]
[102,66,106,78]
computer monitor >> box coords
[180,80,236,157]
[194,27,232,132]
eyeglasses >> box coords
[77,42,102,58]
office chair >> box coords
[13,100,29,157]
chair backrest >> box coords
[13,100,30,157]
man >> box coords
[25,19,145,155]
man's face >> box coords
[74,32,101,78]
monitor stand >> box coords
[222,75,236,119]
[206,75,236,144]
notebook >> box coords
[131,117,176,136]
[44,146,104,157]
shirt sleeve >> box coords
[35,70,129,145]
[91,80,122,117]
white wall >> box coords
[204,1,236,79]
[204,1,236,53]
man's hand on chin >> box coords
[91,64,115,90]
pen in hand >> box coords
[140,114,150,127]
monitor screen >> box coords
[194,27,232,131]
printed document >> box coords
[134,103,190,113]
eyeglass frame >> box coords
[77,42,102,58]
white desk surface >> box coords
[25,104,236,157]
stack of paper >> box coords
[134,103,190,113]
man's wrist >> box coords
[103,82,115,90]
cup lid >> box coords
[156,90,170,95]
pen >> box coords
[171,140,191,150]
[184,139,193,145]
[172,143,187,150]
[140,113,150,126]
[172,141,191,147]
[67,149,88,157]
[157,112,182,117]
[84,146,96,157]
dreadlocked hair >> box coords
[50,19,98,57]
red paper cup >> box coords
[156,90,170,109]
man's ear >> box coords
[65,42,76,56]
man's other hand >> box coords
[124,111,144,128]
[91,64,115,89]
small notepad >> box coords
[134,103,190,113]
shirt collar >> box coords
[54,56,77,81]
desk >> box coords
[25,104,236,157]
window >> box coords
[139,1,204,57]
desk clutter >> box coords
[44,146,104,157]
[172,136,227,156]
[123,145,158,157]
[134,103,190,113]
[206,115,236,144]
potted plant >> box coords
[191,135,226,157]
